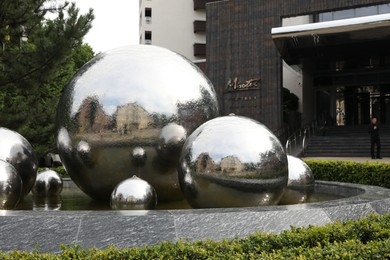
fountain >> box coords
[0,45,390,253]
[55,45,219,202]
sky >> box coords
[74,1,140,53]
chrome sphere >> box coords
[110,175,157,210]
[131,147,147,166]
[0,160,23,209]
[56,45,219,201]
[279,155,315,205]
[32,169,63,197]
[178,115,288,208]
[0,127,38,197]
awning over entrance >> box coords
[272,13,390,65]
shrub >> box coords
[304,159,390,188]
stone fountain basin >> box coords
[0,180,390,253]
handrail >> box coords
[285,120,321,157]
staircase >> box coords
[304,125,390,157]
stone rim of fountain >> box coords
[1,180,390,253]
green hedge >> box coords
[304,159,390,188]
[1,214,390,259]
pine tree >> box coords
[0,0,94,160]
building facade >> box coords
[139,0,218,65]
[207,0,390,132]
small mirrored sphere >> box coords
[56,45,219,201]
[157,123,187,161]
[279,155,315,205]
[178,115,288,208]
[0,160,23,209]
[110,175,157,210]
[32,169,63,197]
[0,127,38,197]
[131,147,147,166]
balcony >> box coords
[194,43,206,57]
[193,0,219,10]
[194,20,206,33]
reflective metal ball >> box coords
[110,175,157,210]
[32,169,63,197]
[178,115,288,208]
[0,127,38,197]
[131,147,147,166]
[0,160,23,209]
[56,45,219,201]
[279,155,315,205]
[157,123,187,161]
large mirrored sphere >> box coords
[178,115,288,208]
[0,160,23,209]
[56,45,219,201]
[279,155,315,205]
[32,169,63,197]
[110,176,157,210]
[0,127,38,197]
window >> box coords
[145,8,152,17]
[145,8,152,24]
[318,4,390,22]
[355,6,377,17]
[145,31,152,44]
[379,4,390,14]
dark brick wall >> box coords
[206,0,388,131]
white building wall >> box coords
[283,61,303,113]
[282,15,313,115]
[139,0,206,62]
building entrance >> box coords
[324,86,390,126]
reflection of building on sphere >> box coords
[0,127,37,197]
[32,169,63,197]
[179,115,288,208]
[110,176,157,210]
[221,155,244,174]
[0,160,23,209]
[56,45,219,201]
[117,103,151,134]
[77,96,111,134]
[195,153,217,174]
[279,155,315,205]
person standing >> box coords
[368,117,382,159]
